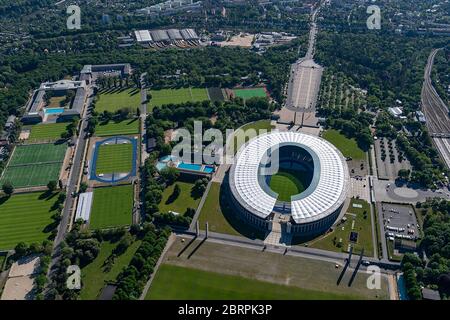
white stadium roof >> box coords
[229,131,349,224]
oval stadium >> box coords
[229,131,350,238]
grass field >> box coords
[149,88,209,109]
[0,192,59,250]
[79,239,141,300]
[96,143,132,174]
[146,264,362,300]
[233,87,267,100]
[89,185,133,229]
[269,169,305,201]
[198,182,265,239]
[48,96,68,108]
[28,123,70,141]
[322,129,365,160]
[158,181,201,215]
[309,199,374,256]
[95,88,141,113]
[8,143,67,166]
[0,143,66,188]
[230,120,274,155]
[95,119,139,137]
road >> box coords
[421,48,450,169]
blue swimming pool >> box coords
[397,274,408,300]
[177,162,202,171]
[156,162,168,171]
[45,108,65,115]
[203,166,215,173]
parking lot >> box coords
[379,202,419,242]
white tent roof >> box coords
[229,131,349,224]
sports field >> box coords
[95,119,139,137]
[269,169,305,201]
[28,123,70,141]
[95,143,132,174]
[233,87,267,100]
[89,185,133,229]
[146,264,361,300]
[0,192,59,250]
[149,88,209,108]
[95,88,141,113]
[79,239,141,300]
[322,129,365,160]
[0,143,66,188]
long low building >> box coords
[229,131,349,238]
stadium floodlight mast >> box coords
[170,120,280,173]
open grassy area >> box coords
[0,192,59,250]
[95,119,139,137]
[158,181,201,215]
[79,239,141,300]
[309,199,374,256]
[95,143,132,174]
[322,129,365,160]
[233,87,267,100]
[198,182,265,239]
[28,123,70,142]
[146,264,364,300]
[230,120,274,155]
[89,185,133,229]
[269,169,305,201]
[48,96,68,108]
[95,88,141,113]
[0,143,66,188]
[149,88,209,109]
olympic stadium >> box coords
[229,131,350,238]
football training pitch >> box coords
[95,143,133,174]
[233,87,267,100]
[0,192,59,250]
[89,185,133,229]
[28,123,70,142]
[0,143,66,188]
[95,119,139,137]
[149,88,209,108]
[95,88,141,113]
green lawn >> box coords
[322,129,365,160]
[0,254,6,271]
[233,87,267,100]
[158,181,201,215]
[0,143,66,188]
[149,88,209,109]
[0,192,59,250]
[146,264,361,300]
[48,96,68,108]
[95,119,140,137]
[89,185,133,229]
[28,123,70,141]
[230,120,274,155]
[198,182,265,239]
[309,199,374,256]
[269,169,305,201]
[96,143,132,174]
[95,88,141,113]
[79,239,141,300]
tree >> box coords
[2,181,14,196]
[398,169,411,180]
[47,180,57,192]
[14,242,28,257]
[160,167,179,185]
[79,182,88,193]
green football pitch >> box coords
[149,88,209,109]
[28,123,70,141]
[0,192,59,250]
[0,143,66,188]
[95,119,140,137]
[89,185,133,229]
[269,169,305,201]
[95,88,141,113]
[233,88,267,99]
[95,143,133,174]
[146,264,360,300]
